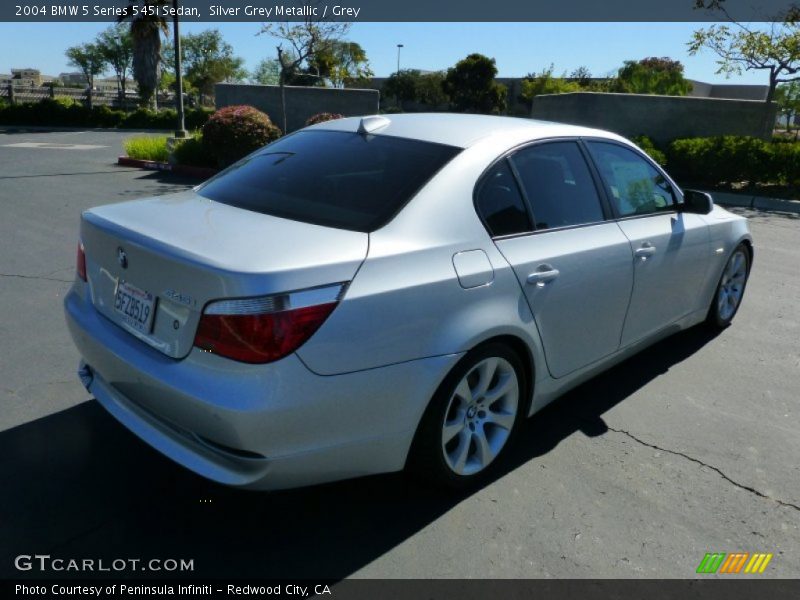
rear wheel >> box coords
[408,343,526,489]
[707,244,750,328]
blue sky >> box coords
[0,21,772,86]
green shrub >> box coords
[91,104,124,128]
[770,142,800,186]
[632,135,667,167]
[666,135,800,187]
[185,107,213,131]
[667,136,770,185]
[305,112,345,126]
[52,96,78,108]
[202,105,282,167]
[123,136,170,162]
[0,101,214,130]
[120,108,176,129]
[172,133,215,168]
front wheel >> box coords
[707,243,750,328]
[408,343,526,489]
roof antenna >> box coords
[357,116,391,135]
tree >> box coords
[776,81,800,133]
[569,66,593,87]
[443,53,507,114]
[96,24,133,107]
[181,29,247,105]
[64,43,105,109]
[309,40,373,88]
[382,69,447,110]
[416,72,448,106]
[383,69,419,107]
[688,0,800,132]
[521,64,582,102]
[259,15,351,131]
[118,1,169,108]
[251,59,281,85]
[612,57,693,95]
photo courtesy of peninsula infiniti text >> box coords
[64,113,753,490]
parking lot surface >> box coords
[0,129,798,579]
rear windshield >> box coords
[197,130,462,232]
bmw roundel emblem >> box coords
[117,247,128,269]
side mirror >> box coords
[680,189,714,215]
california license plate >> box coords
[114,281,156,333]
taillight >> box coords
[76,242,87,281]
[193,283,346,364]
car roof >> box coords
[307,112,628,149]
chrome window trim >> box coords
[473,136,613,240]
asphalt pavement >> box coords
[0,129,797,579]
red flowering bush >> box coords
[305,112,345,126]
[202,105,282,167]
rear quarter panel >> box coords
[296,140,548,384]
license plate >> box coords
[114,281,156,334]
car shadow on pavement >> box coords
[0,325,719,580]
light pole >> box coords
[173,0,186,138]
[396,44,404,75]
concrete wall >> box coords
[215,83,380,133]
[530,92,777,144]
[687,79,769,101]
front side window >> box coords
[587,142,676,217]
[197,130,461,233]
[474,159,532,237]
[510,142,605,230]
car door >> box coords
[585,141,711,347]
[485,140,634,379]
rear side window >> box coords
[475,159,532,237]
[510,141,605,230]
[586,141,676,217]
[197,130,461,232]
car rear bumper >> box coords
[64,283,461,490]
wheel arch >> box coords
[404,333,537,476]
[473,334,536,417]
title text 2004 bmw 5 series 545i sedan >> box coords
[64,114,752,490]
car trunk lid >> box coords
[80,190,368,359]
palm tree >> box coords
[118,1,169,108]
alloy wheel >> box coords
[717,249,748,322]
[441,357,519,476]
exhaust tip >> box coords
[78,362,93,391]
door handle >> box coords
[527,267,560,286]
[634,243,656,259]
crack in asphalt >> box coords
[606,425,800,513]
[0,272,72,283]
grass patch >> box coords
[123,135,169,162]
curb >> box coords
[117,156,217,180]
[705,190,800,215]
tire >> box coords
[707,243,750,329]
[407,343,526,490]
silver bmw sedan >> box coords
[64,113,752,490]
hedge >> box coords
[665,136,800,187]
[0,98,213,130]
[631,135,800,187]
[633,135,667,167]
